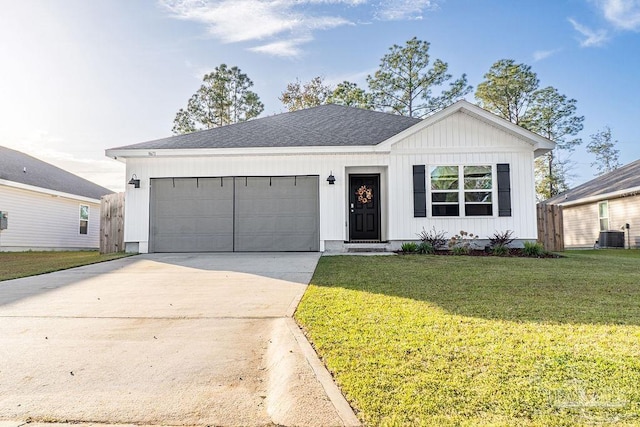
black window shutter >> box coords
[497,163,512,217]
[413,165,427,217]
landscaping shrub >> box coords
[488,230,515,248]
[416,241,435,254]
[401,242,418,253]
[523,241,545,257]
[448,230,477,255]
[491,244,509,256]
[417,227,447,249]
[451,245,469,255]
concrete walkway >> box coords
[0,253,359,427]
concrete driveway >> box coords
[0,253,359,427]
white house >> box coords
[105,100,554,253]
[0,146,112,251]
[545,159,640,249]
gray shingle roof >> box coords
[0,146,113,200]
[546,159,640,204]
[110,104,422,150]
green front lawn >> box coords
[0,251,131,281]
[295,250,640,426]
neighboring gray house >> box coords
[0,146,113,251]
[106,101,555,254]
[545,159,640,249]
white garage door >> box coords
[149,176,319,252]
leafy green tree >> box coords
[172,64,264,134]
[327,81,373,109]
[534,157,572,199]
[475,60,585,200]
[587,126,621,176]
[475,59,539,125]
[279,76,333,112]
[366,37,472,118]
[523,87,584,199]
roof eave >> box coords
[534,145,554,158]
[0,179,103,203]
[105,144,388,159]
[553,185,640,207]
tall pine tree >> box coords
[172,64,264,134]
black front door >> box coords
[349,175,380,241]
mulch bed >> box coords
[397,249,561,258]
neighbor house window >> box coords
[79,205,89,235]
[598,201,609,231]
[429,165,493,217]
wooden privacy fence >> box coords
[100,192,124,254]
[537,203,564,251]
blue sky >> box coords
[1,0,638,191]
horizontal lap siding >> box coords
[564,195,640,249]
[389,111,537,240]
[0,185,100,250]
[562,204,599,248]
[609,196,640,248]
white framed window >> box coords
[598,201,609,231]
[430,165,494,217]
[79,205,89,235]
[430,166,460,216]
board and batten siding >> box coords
[388,111,537,240]
[563,195,640,248]
[123,152,390,252]
[0,184,100,250]
[121,110,543,252]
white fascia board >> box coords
[556,185,640,207]
[105,144,386,159]
[105,150,128,163]
[0,179,102,204]
[377,100,556,155]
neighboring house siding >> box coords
[563,203,599,248]
[609,196,640,248]
[0,185,100,250]
[389,111,537,240]
[562,195,640,249]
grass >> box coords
[0,251,132,281]
[295,250,640,426]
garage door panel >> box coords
[150,177,235,252]
[234,176,319,252]
[150,176,319,252]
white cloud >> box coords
[159,0,355,57]
[374,0,437,21]
[532,48,561,61]
[159,0,438,57]
[568,18,609,46]
[249,38,311,57]
[597,0,640,30]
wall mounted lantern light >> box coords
[128,174,140,188]
[327,171,336,185]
